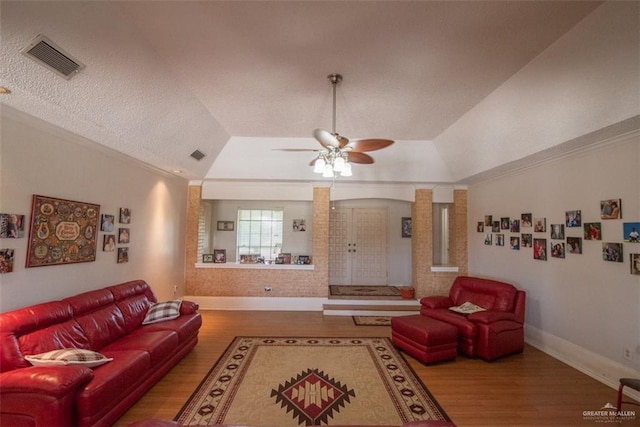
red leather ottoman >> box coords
[391,315,458,364]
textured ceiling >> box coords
[1,1,637,183]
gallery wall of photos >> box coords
[0,197,133,274]
[477,198,640,275]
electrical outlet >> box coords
[624,347,633,361]
[264,286,272,292]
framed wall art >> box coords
[293,219,306,231]
[401,217,412,238]
[631,254,640,275]
[26,195,100,268]
[202,253,214,263]
[217,221,234,231]
[118,228,130,244]
[584,222,602,240]
[623,222,639,243]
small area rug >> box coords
[175,336,450,426]
[329,285,402,300]
[352,316,392,326]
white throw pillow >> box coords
[25,349,113,368]
[142,300,182,325]
[449,301,487,314]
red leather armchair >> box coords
[420,276,526,361]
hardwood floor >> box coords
[114,311,637,426]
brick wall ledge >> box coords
[194,263,315,270]
[430,266,459,273]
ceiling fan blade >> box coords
[348,152,374,164]
[347,139,395,152]
[337,135,350,148]
[313,128,340,148]
[272,148,319,152]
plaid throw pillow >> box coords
[142,300,182,325]
[25,349,113,368]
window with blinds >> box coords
[236,209,283,260]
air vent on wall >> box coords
[190,150,206,161]
[21,34,84,79]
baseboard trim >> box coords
[525,324,640,402]
[185,296,328,311]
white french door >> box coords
[329,208,388,285]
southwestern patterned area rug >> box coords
[352,316,392,326]
[329,285,403,300]
[175,336,450,426]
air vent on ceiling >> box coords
[190,150,206,161]
[21,34,84,79]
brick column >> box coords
[412,189,432,297]
[185,184,201,294]
[312,186,330,289]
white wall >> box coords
[468,133,640,386]
[0,107,189,312]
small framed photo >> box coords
[551,242,565,259]
[476,221,484,232]
[500,217,510,230]
[117,247,129,264]
[565,210,581,227]
[0,248,15,273]
[217,221,234,231]
[293,219,306,232]
[631,254,640,275]
[602,242,623,262]
[584,222,602,240]
[600,199,621,220]
[297,255,311,265]
[103,234,116,252]
[0,214,25,238]
[521,234,533,248]
[213,249,226,263]
[492,221,500,233]
[118,228,130,244]
[623,222,639,243]
[510,236,520,250]
[534,238,547,261]
[484,234,492,245]
[510,219,520,233]
[276,253,292,264]
[101,214,115,232]
[202,253,214,263]
[550,224,565,240]
[521,213,532,228]
[495,234,504,246]
[119,208,131,224]
[484,215,493,226]
[534,218,546,232]
[567,237,582,254]
[240,254,259,264]
[401,217,412,238]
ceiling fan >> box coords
[279,73,395,177]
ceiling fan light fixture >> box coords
[340,162,352,177]
[322,163,334,178]
[333,156,345,172]
[313,156,326,173]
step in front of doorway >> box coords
[323,300,420,316]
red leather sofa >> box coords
[0,280,202,427]
[419,276,526,361]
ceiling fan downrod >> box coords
[328,73,342,135]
